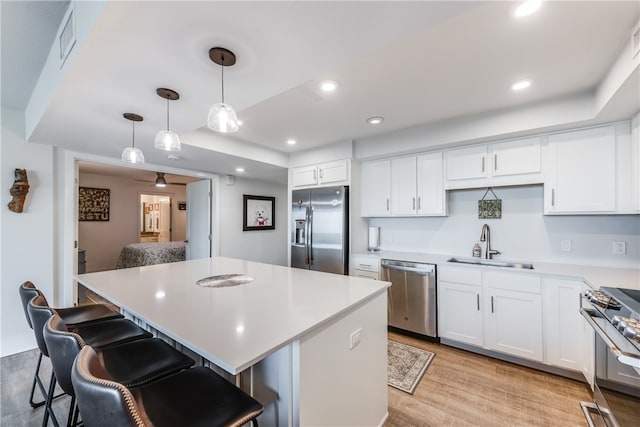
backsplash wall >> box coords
[369,185,639,269]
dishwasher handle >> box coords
[381,260,435,275]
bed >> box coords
[116,241,186,269]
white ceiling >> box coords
[2,1,639,183]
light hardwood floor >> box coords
[386,331,591,426]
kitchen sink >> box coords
[447,257,534,270]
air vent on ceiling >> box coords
[632,20,640,60]
[59,3,76,68]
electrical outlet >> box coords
[560,239,572,252]
[350,328,362,350]
[613,241,626,255]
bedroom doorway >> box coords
[140,194,173,243]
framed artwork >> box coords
[79,187,110,221]
[177,202,187,210]
[243,195,275,231]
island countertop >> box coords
[76,256,390,374]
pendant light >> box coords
[121,113,145,163]
[207,47,239,133]
[154,88,181,151]
[155,172,167,187]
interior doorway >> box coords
[140,194,173,243]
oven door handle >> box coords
[580,307,640,369]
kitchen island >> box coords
[76,256,390,427]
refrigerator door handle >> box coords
[304,206,310,266]
[308,206,313,265]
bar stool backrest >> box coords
[72,346,149,427]
[27,295,56,358]
[43,315,86,397]
[19,281,46,330]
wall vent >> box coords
[59,3,76,68]
[632,20,640,59]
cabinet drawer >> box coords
[353,269,379,280]
[438,266,481,285]
[351,255,380,272]
[483,271,541,293]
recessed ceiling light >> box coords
[235,167,245,173]
[287,139,297,145]
[514,0,541,17]
[367,116,384,125]
[320,80,338,92]
[511,80,532,91]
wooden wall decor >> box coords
[8,168,30,213]
[79,187,110,221]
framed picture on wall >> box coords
[178,202,187,210]
[243,195,275,231]
[79,187,110,221]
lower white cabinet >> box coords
[439,266,592,372]
[483,273,543,362]
[438,280,483,346]
[543,278,591,375]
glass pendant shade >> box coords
[154,130,181,151]
[121,146,145,163]
[207,103,239,133]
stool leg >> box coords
[29,352,47,408]
[42,372,60,427]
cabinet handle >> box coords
[494,154,497,171]
[313,169,317,181]
[319,169,323,179]
[412,197,416,210]
[482,156,485,173]
[476,294,480,311]
[551,189,555,207]
[491,296,495,313]
[386,198,390,211]
[417,197,421,210]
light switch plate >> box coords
[560,239,572,252]
[613,241,626,255]
[350,328,362,350]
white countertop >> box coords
[76,257,390,374]
[356,250,640,290]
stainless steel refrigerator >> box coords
[291,186,349,274]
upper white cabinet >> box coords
[292,159,350,189]
[361,159,391,216]
[545,125,616,213]
[445,137,542,189]
[362,152,446,217]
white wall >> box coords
[369,185,640,269]
[1,107,55,356]
[218,176,288,266]
[78,172,187,272]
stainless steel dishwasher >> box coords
[381,259,437,338]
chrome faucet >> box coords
[480,224,501,259]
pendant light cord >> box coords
[166,98,170,131]
[131,119,136,148]
[221,55,225,104]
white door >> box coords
[186,180,212,260]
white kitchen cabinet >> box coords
[483,271,543,362]
[362,152,446,217]
[361,159,391,216]
[417,152,446,215]
[445,137,542,189]
[445,145,488,182]
[437,266,483,347]
[545,125,616,213]
[350,254,380,279]
[292,159,349,189]
[543,278,591,378]
[390,156,417,215]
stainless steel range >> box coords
[580,287,640,427]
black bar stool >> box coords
[72,345,264,427]
[27,295,152,427]
[43,314,195,427]
[18,281,123,408]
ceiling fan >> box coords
[136,172,187,187]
